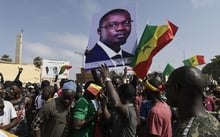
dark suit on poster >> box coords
[85,43,134,63]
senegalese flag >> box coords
[183,55,205,66]
[58,65,72,74]
[131,20,178,79]
[163,63,175,76]
[87,83,102,96]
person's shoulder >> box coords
[150,101,170,113]
[92,43,101,49]
[39,98,56,113]
[90,43,105,53]
[86,43,110,62]
[75,97,90,106]
[43,98,56,107]
[205,112,220,124]
[3,100,14,107]
[189,114,220,136]
[76,97,87,103]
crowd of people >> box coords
[0,65,220,137]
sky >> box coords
[1,0,220,80]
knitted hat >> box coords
[62,81,77,93]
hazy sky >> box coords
[1,0,220,79]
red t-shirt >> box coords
[146,101,172,137]
[205,96,216,111]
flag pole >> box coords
[183,49,185,60]
[146,18,151,25]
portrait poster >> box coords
[41,59,70,79]
[85,4,137,70]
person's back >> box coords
[137,89,152,137]
[100,64,137,137]
[111,101,137,137]
[39,98,69,137]
[145,76,172,137]
[166,66,220,137]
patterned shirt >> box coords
[175,112,220,137]
[32,98,70,137]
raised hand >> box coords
[18,67,23,73]
[99,64,111,79]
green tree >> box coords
[0,54,12,62]
[33,56,42,68]
[202,55,220,84]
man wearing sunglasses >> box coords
[85,8,134,68]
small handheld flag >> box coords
[59,65,72,74]
[87,83,102,96]
[183,55,205,66]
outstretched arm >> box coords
[53,74,58,97]
[99,93,111,122]
[14,67,23,81]
[0,118,18,130]
[99,64,128,118]
[0,72,4,83]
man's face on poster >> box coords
[98,11,132,46]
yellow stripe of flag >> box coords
[87,83,102,96]
[190,56,200,66]
[135,25,169,65]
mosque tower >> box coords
[15,30,23,64]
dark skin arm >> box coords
[14,67,23,81]
[99,64,128,118]
[53,74,58,97]
[0,72,4,83]
[25,96,32,110]
[134,97,141,127]
[73,107,102,130]
[33,129,41,137]
[99,93,111,122]
[91,70,103,86]
[0,118,18,130]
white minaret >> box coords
[15,30,23,64]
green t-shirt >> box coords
[73,97,96,137]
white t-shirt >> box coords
[0,101,17,126]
